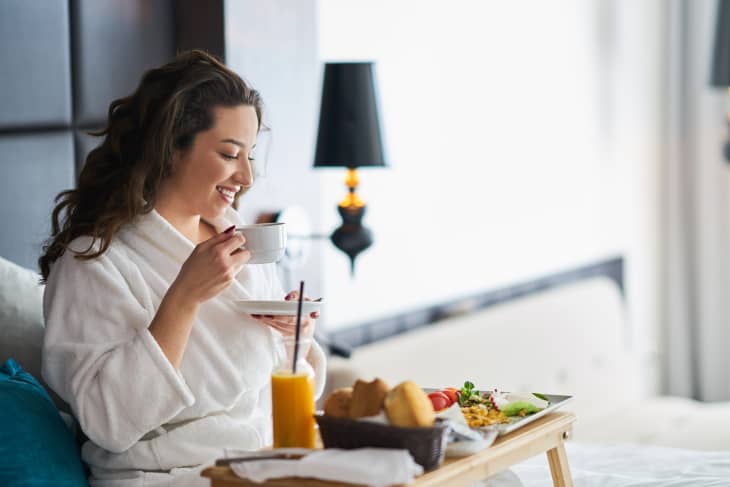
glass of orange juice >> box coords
[271,336,316,448]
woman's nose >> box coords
[235,159,254,187]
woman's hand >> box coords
[151,226,248,369]
[251,290,319,338]
[170,225,250,305]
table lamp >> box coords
[711,0,730,162]
[314,62,387,274]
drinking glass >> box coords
[271,336,316,448]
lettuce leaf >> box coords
[501,401,543,417]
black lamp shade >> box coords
[314,62,386,168]
[712,0,730,86]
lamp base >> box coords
[330,205,372,275]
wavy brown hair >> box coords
[39,50,264,281]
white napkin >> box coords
[230,448,424,486]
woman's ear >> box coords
[169,148,184,173]
[171,148,182,164]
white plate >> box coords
[425,389,573,436]
[236,299,322,316]
[488,393,573,436]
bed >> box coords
[323,257,730,485]
[515,443,730,486]
[4,248,730,485]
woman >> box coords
[39,50,326,487]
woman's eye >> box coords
[247,154,256,162]
[220,153,238,161]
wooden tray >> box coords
[201,412,576,487]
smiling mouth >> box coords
[216,186,237,202]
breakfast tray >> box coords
[201,412,577,487]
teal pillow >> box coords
[0,358,87,486]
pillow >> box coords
[0,358,88,486]
[0,256,44,380]
[0,255,69,412]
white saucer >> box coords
[236,299,323,316]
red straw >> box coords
[292,280,305,374]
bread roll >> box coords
[323,387,353,418]
[349,378,390,418]
[384,380,435,427]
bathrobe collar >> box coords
[128,207,255,300]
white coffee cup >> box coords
[236,222,287,264]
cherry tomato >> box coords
[428,391,451,411]
[441,389,458,405]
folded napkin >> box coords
[230,448,424,486]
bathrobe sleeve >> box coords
[42,243,195,454]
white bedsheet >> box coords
[512,443,730,487]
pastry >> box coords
[348,378,390,418]
[384,380,435,427]
[323,387,353,418]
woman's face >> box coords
[166,104,258,221]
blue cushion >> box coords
[0,358,87,486]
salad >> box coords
[428,381,550,428]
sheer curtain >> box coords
[663,0,730,401]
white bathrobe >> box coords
[42,207,327,487]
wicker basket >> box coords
[314,414,450,471]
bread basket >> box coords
[314,414,450,471]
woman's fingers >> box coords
[197,225,237,250]
[284,291,314,302]
[260,320,291,333]
[208,232,249,272]
[266,317,297,328]
[282,291,319,318]
[219,232,247,255]
[252,315,315,335]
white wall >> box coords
[224,0,325,297]
[317,0,664,392]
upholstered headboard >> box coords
[0,1,176,271]
[328,257,624,351]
